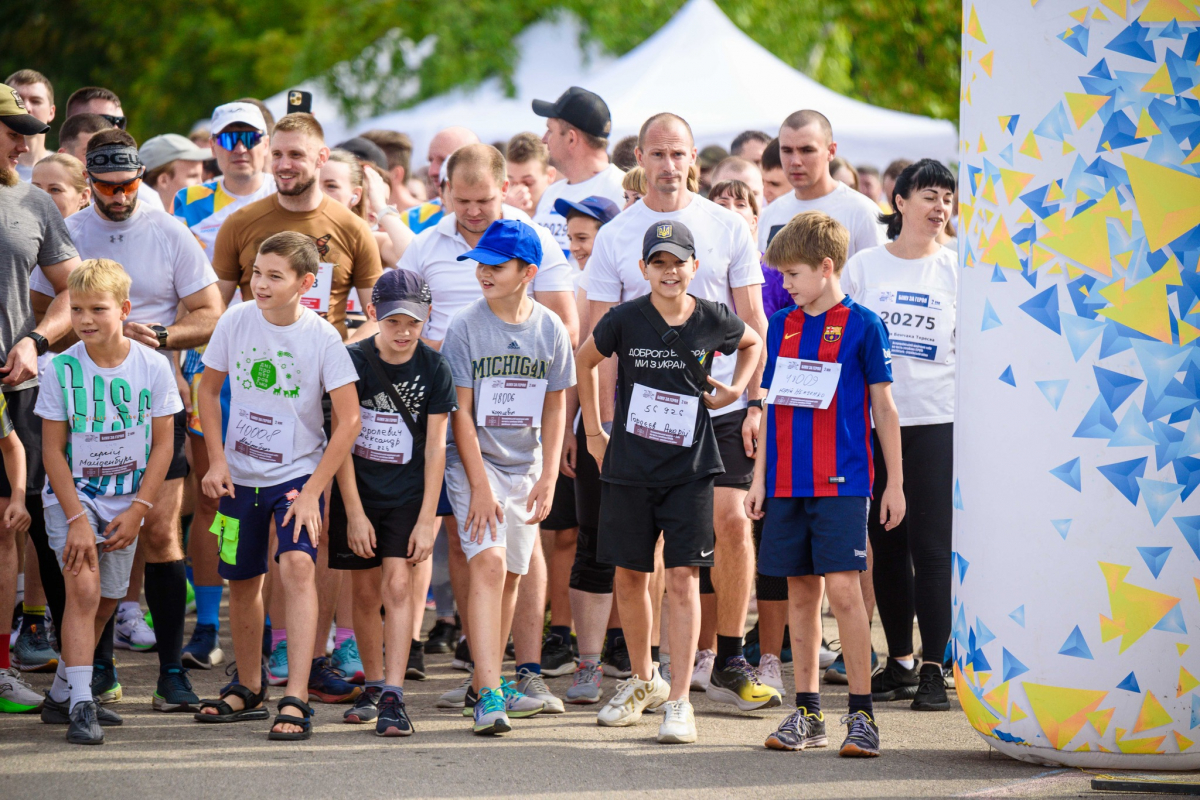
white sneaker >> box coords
[325,622,336,657]
[819,643,838,670]
[0,667,43,713]
[757,653,785,695]
[691,649,715,690]
[597,669,669,727]
[114,605,156,651]
[657,699,697,743]
[437,672,473,708]
[515,668,565,714]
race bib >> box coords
[865,288,953,362]
[71,427,147,479]
[300,262,335,314]
[353,408,414,464]
[766,359,842,409]
[625,383,699,447]
[227,402,296,464]
[476,378,547,428]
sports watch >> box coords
[747,399,765,409]
[149,324,169,349]
[23,331,49,356]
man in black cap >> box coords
[531,87,626,260]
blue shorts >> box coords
[212,475,322,581]
[436,481,453,517]
[758,496,869,577]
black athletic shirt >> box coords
[591,296,744,487]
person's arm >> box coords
[125,284,223,351]
[586,299,618,423]
[283,383,361,546]
[730,284,769,455]
[1,256,81,387]
[365,169,414,265]
[534,290,579,350]
[0,428,30,534]
[575,337,609,471]
[217,280,239,306]
[103,413,173,552]
[868,382,906,531]
[527,389,565,524]
[198,368,236,500]
[409,412,449,563]
[744,399,770,521]
[704,323,763,410]
[336,445,375,560]
[560,386,579,478]
[345,286,380,344]
[42,418,98,575]
[450,386,503,543]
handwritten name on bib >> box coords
[766,359,842,409]
[477,378,547,428]
[353,408,414,464]
[625,383,699,447]
[228,402,295,464]
[72,427,146,479]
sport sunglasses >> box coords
[88,169,144,197]
[100,114,127,130]
[214,130,265,151]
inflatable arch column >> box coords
[955,0,1200,769]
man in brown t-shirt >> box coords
[212,112,382,342]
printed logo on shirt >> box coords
[110,234,124,243]
[471,354,549,381]
[507,340,521,350]
[823,326,843,343]
[882,347,892,365]
[313,233,332,258]
[828,476,845,484]
[234,347,301,397]
[854,549,867,558]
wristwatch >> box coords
[149,324,169,349]
[23,331,49,356]
[747,399,765,409]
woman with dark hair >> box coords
[842,158,957,713]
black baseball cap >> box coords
[642,220,695,262]
[336,137,388,172]
[532,87,612,139]
[371,269,432,321]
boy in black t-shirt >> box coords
[330,270,458,738]
[576,221,762,744]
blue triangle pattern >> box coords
[1037,380,1070,410]
[1153,604,1187,634]
[1074,396,1119,438]
[1136,546,1171,579]
[1051,457,1083,491]
[1104,21,1156,62]
[1136,478,1184,526]
[1019,286,1062,333]
[1094,366,1143,412]
[1001,648,1029,682]
[1058,625,1094,659]
[1098,457,1148,505]
[975,618,996,648]
[1175,515,1200,560]
[953,479,963,510]
[1052,519,1072,540]
[1173,458,1200,502]
[1061,314,1106,360]
[1059,24,1089,56]
[991,264,1008,282]
[1109,405,1157,447]
[999,366,1016,387]
[982,299,1003,331]
[957,552,970,582]
[1116,671,1141,693]
[1132,340,1190,397]
[1009,605,1025,627]
[953,605,969,647]
[1192,694,1200,730]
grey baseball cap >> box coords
[139,133,212,171]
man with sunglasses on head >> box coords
[64,127,224,714]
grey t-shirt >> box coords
[441,298,575,473]
[0,182,78,391]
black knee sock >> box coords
[144,560,187,670]
[848,693,874,718]
[716,634,743,670]
[650,645,660,662]
[796,692,821,716]
[93,610,116,666]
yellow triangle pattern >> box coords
[1020,131,1042,159]
[1018,209,1035,224]
[1087,707,1115,736]
[979,51,994,78]
[967,5,988,41]
[1024,682,1108,749]
[1183,320,1200,346]
[983,681,1010,716]
[1038,190,1131,278]
[1098,562,1183,653]
[1045,182,1066,203]
[1142,64,1176,95]
[1070,7,1089,22]
[1133,692,1173,734]
[1177,667,1199,697]
[1183,142,1200,166]
[1102,0,1126,18]
[1063,140,1076,154]
[956,663,1001,736]
[1011,702,1028,722]
[984,217,1023,270]
[1123,154,1200,251]
[1115,728,1168,754]
[1139,0,1200,22]
[1180,643,1192,656]
[1176,731,1195,752]
[1097,258,1181,343]
[981,178,998,205]
[1000,168,1036,201]
[1136,109,1161,138]
[1065,93,1111,128]
[978,134,988,153]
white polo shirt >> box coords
[397,205,574,342]
[533,164,626,259]
[759,181,886,260]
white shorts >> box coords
[45,501,138,599]
[444,459,539,575]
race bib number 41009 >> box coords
[765,358,842,409]
[625,383,699,447]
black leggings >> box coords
[868,423,953,662]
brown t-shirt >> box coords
[212,194,382,339]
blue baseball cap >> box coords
[553,195,620,225]
[457,218,543,267]
[371,268,432,321]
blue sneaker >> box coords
[308,657,362,703]
[90,661,122,704]
[472,687,510,735]
[375,691,414,736]
[182,624,224,670]
[331,637,364,685]
[266,640,289,686]
[824,649,878,685]
[12,623,58,672]
[153,666,200,712]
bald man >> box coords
[710,156,764,211]
[404,126,482,235]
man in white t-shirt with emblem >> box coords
[531,88,626,260]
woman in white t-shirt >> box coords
[842,159,957,712]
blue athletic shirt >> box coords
[762,297,892,498]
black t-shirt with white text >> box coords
[591,296,744,487]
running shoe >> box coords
[266,639,289,686]
[12,623,58,672]
[823,649,877,685]
[309,657,362,703]
[423,620,458,655]
[566,660,603,704]
[504,638,515,661]
[656,699,697,744]
[325,622,335,657]
[839,710,881,757]
[602,634,632,678]
[67,700,105,745]
[91,661,122,704]
[185,580,196,615]
[376,691,413,736]
[818,638,837,670]
[515,667,564,714]
[691,649,715,690]
[332,637,365,684]
[0,667,43,713]
[406,646,426,681]
[757,653,785,695]
[451,637,472,671]
[115,605,156,651]
[181,623,224,670]
[498,678,545,718]
[943,659,956,689]
[540,632,575,677]
[472,687,510,735]
[262,624,272,658]
[437,672,473,708]
[344,685,382,723]
[871,657,919,701]
[597,669,669,727]
[744,620,762,666]
[911,663,951,711]
[765,708,828,751]
[152,666,199,711]
[41,692,123,726]
[706,655,782,711]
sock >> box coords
[271,627,288,649]
[66,665,93,711]
[383,684,404,699]
[579,653,601,666]
[796,692,821,716]
[194,585,223,630]
[848,693,874,719]
[50,661,70,702]
[118,600,141,617]
[143,560,187,669]
[0,642,9,669]
[660,652,671,668]
[93,610,116,666]
[517,661,540,676]
[334,627,355,649]
[896,656,915,670]
[366,678,385,690]
[549,625,571,641]
[651,645,661,662]
[21,603,46,634]
[185,563,194,585]
[716,634,744,670]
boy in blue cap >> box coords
[440,218,575,735]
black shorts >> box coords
[166,409,189,480]
[542,473,577,531]
[570,524,613,593]
[328,485,422,570]
[598,476,715,573]
[713,408,754,489]
[0,387,42,497]
[573,420,602,530]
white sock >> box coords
[66,665,93,711]
[118,601,140,617]
[660,653,672,667]
[50,660,70,703]
[896,657,915,670]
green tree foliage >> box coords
[3,0,959,145]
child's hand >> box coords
[560,435,577,479]
[703,376,740,410]
[744,481,767,521]
[63,515,98,575]
[466,485,504,545]
[103,505,143,551]
[202,463,236,500]
[347,511,376,559]
[407,515,438,564]
[585,430,609,472]
[526,475,556,525]
[879,483,906,531]
[3,498,30,534]
[282,489,323,546]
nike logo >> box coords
[784,332,801,340]
[700,549,714,558]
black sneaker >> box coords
[460,685,479,716]
[540,632,575,677]
[67,700,105,745]
[839,710,881,757]
[423,620,458,655]
[871,657,919,701]
[406,646,427,681]
[344,685,382,723]
[152,666,199,712]
[90,660,122,704]
[912,663,952,711]
[452,637,472,671]
[764,708,827,750]
[504,638,515,661]
[375,691,414,736]
[42,692,123,726]
[602,634,632,678]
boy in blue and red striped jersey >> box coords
[746,211,905,759]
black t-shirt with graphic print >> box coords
[591,296,745,488]
[345,337,458,508]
